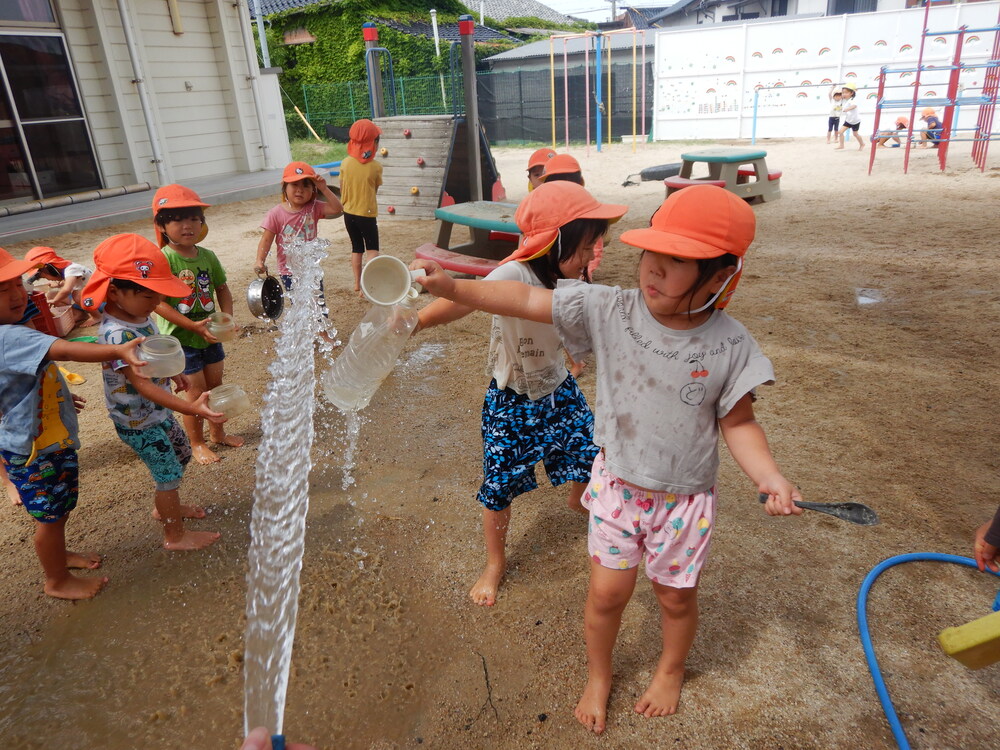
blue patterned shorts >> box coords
[478,376,599,511]
[115,417,191,491]
[0,448,79,523]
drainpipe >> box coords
[115,0,170,185]
[236,0,275,169]
[252,0,271,68]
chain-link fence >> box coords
[301,65,654,145]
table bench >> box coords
[664,175,727,195]
[414,243,500,277]
[678,147,781,203]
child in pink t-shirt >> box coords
[254,162,343,305]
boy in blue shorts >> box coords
[151,184,242,464]
[81,233,224,551]
[0,247,148,599]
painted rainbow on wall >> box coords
[819,47,831,55]
[962,67,976,74]
[725,55,736,62]
[899,44,912,53]
[845,72,857,79]
[800,80,812,86]
[821,77,833,84]
[773,81,785,87]
[772,48,783,55]
[753,84,764,91]
[966,35,980,44]
[900,71,913,78]
[726,80,738,86]
[925,90,937,96]
[752,51,763,59]
[866,93,877,99]
[796,48,808,55]
[706,88,717,94]
[796,92,808,98]
[848,45,861,53]
[933,36,947,44]
[875,40,887,47]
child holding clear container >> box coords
[415,181,627,608]
[24,246,100,327]
[413,184,802,734]
[1,246,149,599]
[81,234,223,551]
[152,184,241,464]
[339,119,384,296]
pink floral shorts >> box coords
[583,453,716,588]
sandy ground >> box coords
[1,136,999,749]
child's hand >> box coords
[254,261,268,276]
[758,477,803,516]
[974,522,999,572]
[172,374,190,393]
[410,260,455,298]
[192,391,227,424]
[117,337,150,377]
[71,394,86,413]
[193,317,219,344]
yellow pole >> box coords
[294,105,322,142]
[550,38,556,148]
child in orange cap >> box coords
[25,246,99,327]
[540,154,604,280]
[526,147,556,191]
[876,116,910,147]
[920,107,943,148]
[415,181,627,608]
[414,185,802,734]
[81,234,223,552]
[1,246,149,599]
[152,184,242,464]
[255,161,343,312]
[339,119,384,296]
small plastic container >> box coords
[138,335,185,378]
[208,384,251,420]
[207,312,237,342]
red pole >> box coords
[868,67,887,175]
[937,27,966,172]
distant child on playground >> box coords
[526,147,555,191]
[152,184,242,464]
[82,234,223,551]
[920,107,943,148]
[255,161,343,306]
[835,83,865,150]
[415,181,627,608]
[339,119,384,296]
[25,246,100,327]
[876,116,910,147]
[1,247,149,599]
[541,153,603,279]
[413,184,802,734]
[827,86,843,144]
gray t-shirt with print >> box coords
[551,282,775,493]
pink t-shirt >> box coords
[260,200,326,275]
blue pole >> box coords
[595,33,603,153]
[751,88,759,144]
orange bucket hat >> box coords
[152,184,210,247]
[80,234,191,311]
[24,246,70,270]
[541,153,583,184]
[620,185,755,310]
[282,162,317,182]
[347,119,382,163]
[527,148,556,170]
[0,247,41,283]
[503,182,627,264]
[921,107,936,117]
[895,116,909,127]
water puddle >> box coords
[855,287,885,306]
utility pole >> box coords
[606,0,618,22]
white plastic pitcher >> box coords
[360,255,426,306]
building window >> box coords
[0,0,55,24]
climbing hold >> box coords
[387,205,396,214]
[416,157,425,166]
[403,129,412,137]
[410,186,419,195]
[379,147,388,156]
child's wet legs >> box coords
[575,560,638,734]
[181,369,218,464]
[156,488,219,550]
[204,360,243,448]
[635,582,699,718]
[2,462,20,506]
[35,516,107,599]
[470,505,511,606]
[566,480,588,515]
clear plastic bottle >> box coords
[322,292,419,411]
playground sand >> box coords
[0,137,998,748]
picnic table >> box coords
[416,201,521,277]
[667,147,781,203]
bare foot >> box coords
[634,668,684,718]
[66,550,102,569]
[153,504,207,521]
[163,530,220,551]
[210,432,245,448]
[83,317,101,327]
[575,677,612,734]
[469,564,504,606]
[192,443,221,464]
[45,573,108,600]
[834,146,845,150]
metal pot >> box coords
[246,273,284,321]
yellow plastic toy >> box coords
[938,609,1000,669]
[410,186,419,195]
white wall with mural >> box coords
[653,2,1000,140]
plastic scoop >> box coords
[757,492,879,525]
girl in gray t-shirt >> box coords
[414,185,803,735]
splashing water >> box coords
[243,236,332,736]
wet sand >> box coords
[1,137,999,748]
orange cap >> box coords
[895,116,909,127]
[541,153,583,183]
[347,119,382,163]
[80,234,191,311]
[24,246,70,270]
[503,182,627,264]
[0,247,41,283]
[620,185,755,259]
[152,184,209,247]
[921,107,936,117]
[527,148,556,170]
[282,162,317,183]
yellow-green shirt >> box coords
[339,156,382,217]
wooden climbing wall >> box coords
[373,115,454,219]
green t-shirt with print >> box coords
[155,245,228,350]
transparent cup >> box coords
[138,335,185,378]
[207,312,237,342]
[208,384,251,420]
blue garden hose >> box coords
[857,553,1000,750]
